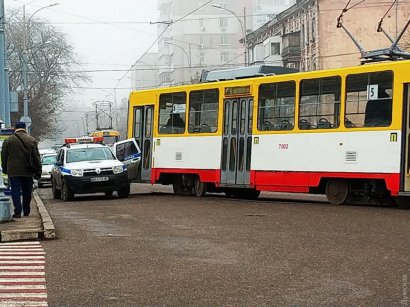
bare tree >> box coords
[5,9,89,140]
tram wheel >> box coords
[194,176,207,197]
[246,189,261,200]
[172,176,183,195]
[325,179,350,205]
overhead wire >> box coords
[107,0,216,102]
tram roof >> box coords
[200,65,299,82]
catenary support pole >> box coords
[0,0,6,123]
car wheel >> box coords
[52,178,61,199]
[61,180,74,202]
[117,184,130,198]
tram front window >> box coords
[103,136,118,145]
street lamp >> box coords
[21,3,59,130]
[211,4,248,66]
[165,41,192,83]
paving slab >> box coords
[0,189,56,242]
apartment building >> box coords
[157,0,255,86]
[246,0,410,71]
[252,0,296,30]
[131,0,300,88]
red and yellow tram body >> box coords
[127,60,410,204]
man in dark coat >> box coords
[1,122,42,218]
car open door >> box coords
[112,138,141,181]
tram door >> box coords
[133,105,154,182]
[221,97,253,185]
[403,84,410,191]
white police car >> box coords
[51,137,132,201]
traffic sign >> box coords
[19,116,32,128]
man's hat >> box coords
[15,121,27,129]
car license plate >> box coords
[90,177,109,182]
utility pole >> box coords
[243,6,248,66]
[395,0,398,37]
[22,5,29,122]
[211,4,248,66]
[0,0,10,125]
[21,3,59,133]
[188,43,192,83]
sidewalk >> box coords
[0,190,55,242]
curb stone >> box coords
[0,191,56,242]
[1,229,40,242]
[33,190,56,239]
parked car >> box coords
[38,153,57,188]
[51,137,130,201]
[39,148,56,160]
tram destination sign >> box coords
[224,85,251,97]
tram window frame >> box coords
[345,71,393,128]
[158,92,187,134]
[299,76,341,130]
[145,107,153,138]
[133,107,141,139]
[258,81,296,131]
[188,89,219,134]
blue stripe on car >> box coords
[61,167,72,175]
[124,153,141,161]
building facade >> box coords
[131,53,159,90]
[246,0,410,71]
[157,0,253,86]
[155,0,297,86]
[252,0,296,30]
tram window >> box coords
[232,101,238,134]
[345,71,393,128]
[258,81,295,131]
[222,138,228,171]
[145,107,152,138]
[188,89,219,133]
[158,92,186,134]
[240,100,246,134]
[224,102,229,135]
[299,76,341,130]
[238,137,245,171]
[248,100,253,134]
[143,140,151,170]
[133,108,141,139]
[229,137,237,172]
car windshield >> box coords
[42,155,57,165]
[66,147,115,163]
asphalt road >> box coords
[38,185,410,307]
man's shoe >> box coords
[12,214,21,218]
[23,214,30,217]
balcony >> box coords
[281,46,301,60]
